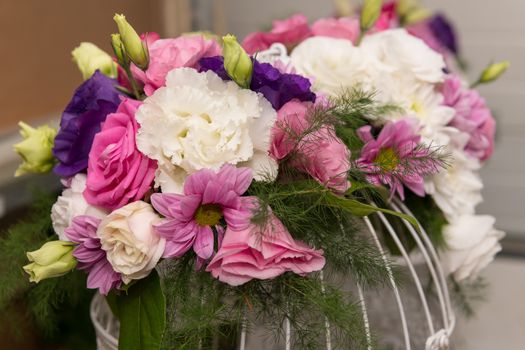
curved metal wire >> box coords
[89,195,455,350]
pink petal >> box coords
[194,226,214,259]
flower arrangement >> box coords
[3,1,509,349]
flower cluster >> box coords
[21,15,338,295]
[16,5,506,312]
[276,4,505,282]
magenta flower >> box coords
[151,165,257,260]
[442,75,496,161]
[242,14,312,55]
[206,213,325,286]
[357,119,439,200]
[64,215,122,295]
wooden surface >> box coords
[0,0,173,133]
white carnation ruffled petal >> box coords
[135,68,277,193]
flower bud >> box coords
[222,34,253,89]
[13,122,57,177]
[113,14,149,70]
[183,31,220,42]
[478,61,510,85]
[360,0,383,32]
[23,241,77,283]
[397,0,431,24]
[72,42,117,80]
[111,33,129,68]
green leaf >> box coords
[325,194,420,232]
[116,270,166,350]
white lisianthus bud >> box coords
[72,42,117,80]
[222,34,253,89]
[110,33,128,68]
[475,61,510,86]
[13,122,57,177]
[360,0,383,32]
[24,241,77,283]
[114,14,149,70]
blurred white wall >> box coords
[423,0,525,237]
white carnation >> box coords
[361,29,446,84]
[136,68,278,193]
[441,214,504,281]
[425,150,483,221]
[50,174,107,241]
[291,37,381,97]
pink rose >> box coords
[311,17,360,43]
[132,35,221,95]
[242,14,312,55]
[206,213,325,286]
[270,100,351,192]
[442,75,496,161]
[270,100,311,160]
[300,127,352,192]
[84,98,157,210]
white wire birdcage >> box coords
[90,198,455,350]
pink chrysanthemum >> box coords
[357,119,440,200]
[151,165,257,260]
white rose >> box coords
[441,214,505,281]
[136,68,278,193]
[291,36,381,97]
[425,150,483,221]
[50,174,107,241]
[71,42,117,80]
[97,201,165,284]
[361,29,446,84]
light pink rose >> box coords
[270,100,311,160]
[442,75,496,161]
[311,17,360,43]
[132,35,221,95]
[299,127,351,192]
[84,98,157,210]
[206,213,325,286]
[270,100,351,192]
[242,14,312,55]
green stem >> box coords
[124,65,142,100]
[356,28,367,46]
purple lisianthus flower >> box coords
[53,71,122,177]
[65,215,122,295]
[428,14,458,55]
[199,56,315,110]
[151,164,257,261]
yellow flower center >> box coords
[194,204,223,226]
[410,100,424,114]
[374,148,400,172]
